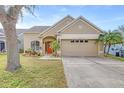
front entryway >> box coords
[0,41,5,52]
[43,36,56,55]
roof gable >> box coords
[58,16,103,34]
[39,15,74,37]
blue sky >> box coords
[5,5,124,31]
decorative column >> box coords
[98,41,104,56]
[56,32,61,57]
[40,38,43,54]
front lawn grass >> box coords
[106,54,124,62]
[0,54,67,88]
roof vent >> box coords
[78,25,83,29]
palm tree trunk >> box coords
[107,44,111,55]
[2,23,21,72]
[104,44,108,56]
[104,44,106,54]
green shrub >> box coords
[37,52,41,56]
[19,49,24,53]
[24,48,41,56]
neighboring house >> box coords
[24,15,104,56]
[16,29,29,50]
[0,29,6,52]
[108,44,124,56]
[0,29,27,52]
[108,31,124,56]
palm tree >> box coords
[0,5,35,72]
[98,32,107,54]
[98,30,123,55]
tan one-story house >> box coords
[24,15,104,56]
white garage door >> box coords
[61,39,98,56]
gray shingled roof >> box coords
[0,33,4,37]
[0,29,3,33]
[0,26,50,37]
[25,26,50,33]
[16,29,27,35]
[0,29,27,36]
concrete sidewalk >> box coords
[40,55,61,60]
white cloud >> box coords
[115,16,124,20]
[60,7,68,12]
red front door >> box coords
[45,42,53,54]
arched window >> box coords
[31,41,40,51]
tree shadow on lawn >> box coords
[0,55,67,88]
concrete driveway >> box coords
[62,57,124,88]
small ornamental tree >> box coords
[51,40,60,57]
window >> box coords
[0,41,5,51]
[80,40,83,43]
[70,40,74,43]
[75,40,79,43]
[85,40,88,43]
[31,41,40,51]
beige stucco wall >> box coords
[98,41,104,56]
[61,19,102,34]
[43,37,56,42]
[24,33,41,51]
[41,17,74,38]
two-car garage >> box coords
[57,16,103,57]
[61,39,98,57]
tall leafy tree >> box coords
[118,25,124,32]
[98,30,123,55]
[118,25,124,41]
[0,5,35,72]
[117,25,124,50]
